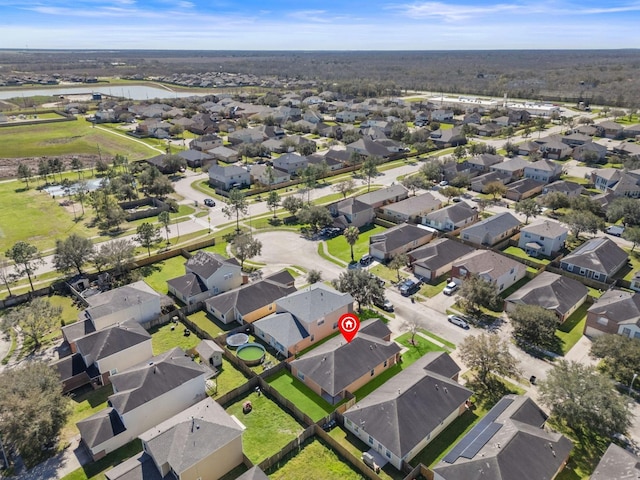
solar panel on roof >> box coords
[460,422,503,459]
[441,397,514,464]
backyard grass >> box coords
[554,425,609,480]
[207,357,250,398]
[60,440,142,480]
[149,321,200,355]
[61,385,113,444]
[325,225,386,264]
[49,293,82,325]
[502,246,550,265]
[224,391,304,464]
[140,255,187,294]
[267,369,337,421]
[555,303,590,355]
[186,310,232,338]
[268,438,366,480]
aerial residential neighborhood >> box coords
[1,51,640,480]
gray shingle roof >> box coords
[506,272,587,318]
[369,223,432,255]
[185,250,232,279]
[424,202,477,225]
[381,193,441,216]
[77,407,126,449]
[561,237,628,276]
[344,353,471,459]
[588,289,640,327]
[75,320,150,363]
[591,443,640,479]
[454,250,525,282]
[85,281,160,320]
[166,272,208,298]
[105,452,169,480]
[139,398,243,475]
[108,347,208,414]
[459,212,520,241]
[253,312,309,347]
[520,220,568,238]
[356,184,409,206]
[235,467,270,480]
[275,283,353,325]
[410,238,475,273]
[290,319,400,397]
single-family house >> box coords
[505,178,545,201]
[536,136,573,160]
[470,171,512,193]
[541,180,584,198]
[505,272,588,322]
[475,123,502,137]
[573,142,608,163]
[379,193,442,224]
[451,250,526,293]
[178,149,213,169]
[489,157,530,180]
[290,319,401,404]
[560,132,592,147]
[335,110,367,123]
[585,289,640,338]
[77,348,210,460]
[250,164,291,186]
[459,212,520,247]
[467,154,504,173]
[357,184,409,209]
[431,109,454,122]
[208,164,250,191]
[462,112,482,124]
[190,134,223,152]
[623,124,640,138]
[207,146,239,163]
[591,443,640,480]
[524,159,563,183]
[205,270,296,325]
[329,197,375,229]
[573,124,598,136]
[433,395,573,480]
[631,271,640,292]
[253,283,354,357]
[422,202,478,232]
[324,148,352,166]
[306,153,342,171]
[442,160,474,182]
[409,239,475,282]
[369,224,434,262]
[343,352,472,471]
[346,137,391,158]
[596,121,624,139]
[517,141,540,157]
[227,128,265,145]
[272,152,308,175]
[430,126,466,148]
[606,171,640,198]
[591,168,623,192]
[560,237,628,283]
[518,220,569,257]
[104,398,244,480]
[235,467,270,480]
[167,251,243,305]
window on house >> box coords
[597,317,608,326]
[593,273,600,280]
[333,322,338,329]
[635,332,640,339]
[318,318,324,326]
[369,436,374,445]
[386,450,391,459]
[623,327,631,337]
[311,335,315,342]
[297,372,305,381]
[370,369,375,376]
[566,264,573,272]
[110,368,118,375]
[384,360,387,367]
[580,268,586,275]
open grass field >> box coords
[268,439,366,480]
[149,321,200,355]
[0,117,155,159]
[225,391,304,464]
[325,225,386,264]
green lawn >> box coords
[325,225,386,264]
[555,303,590,355]
[187,310,232,338]
[370,263,408,285]
[0,117,155,159]
[140,255,187,294]
[224,391,304,464]
[207,357,250,398]
[266,369,336,421]
[502,246,550,266]
[49,293,82,325]
[418,275,450,298]
[268,438,366,480]
[149,321,200,355]
[417,328,456,350]
[61,385,113,444]
[60,440,142,480]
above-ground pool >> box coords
[236,343,266,366]
[226,333,249,348]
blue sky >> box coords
[0,0,639,50]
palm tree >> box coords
[344,226,360,263]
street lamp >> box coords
[630,373,638,398]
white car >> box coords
[448,315,470,329]
[443,281,459,296]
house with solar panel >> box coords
[432,395,573,480]
[342,352,472,471]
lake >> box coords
[0,84,210,101]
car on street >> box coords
[374,297,394,312]
[448,314,470,329]
[204,198,216,207]
[443,281,459,296]
[605,225,625,237]
[439,180,449,186]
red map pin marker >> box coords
[338,313,360,343]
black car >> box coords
[359,254,374,266]
[203,198,216,207]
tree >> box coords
[484,181,507,200]
[17,163,32,189]
[135,222,162,256]
[307,269,322,284]
[2,297,62,349]
[222,188,249,233]
[38,158,51,184]
[92,239,135,275]
[266,190,281,219]
[162,154,187,174]
[402,316,420,345]
[459,333,520,389]
[420,161,442,183]
[0,362,70,467]
[71,156,84,179]
[606,197,640,227]
[535,117,547,137]
[0,257,14,297]
[53,234,94,275]
[100,201,126,232]
[564,209,605,239]
[458,273,499,315]
[5,241,44,292]
[232,234,262,270]
[539,360,631,439]
[333,178,357,199]
[402,175,425,196]
[439,186,462,203]
[509,304,560,351]
[298,205,333,233]
[300,165,318,203]
[158,211,172,245]
[282,195,304,219]
[591,334,640,386]
[390,122,409,141]
[360,156,380,193]
[453,145,467,160]
[343,226,360,263]
[389,252,408,282]
[569,195,603,216]
[148,175,175,197]
[622,226,640,252]
[541,191,569,212]
[332,269,384,313]
[514,198,542,224]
